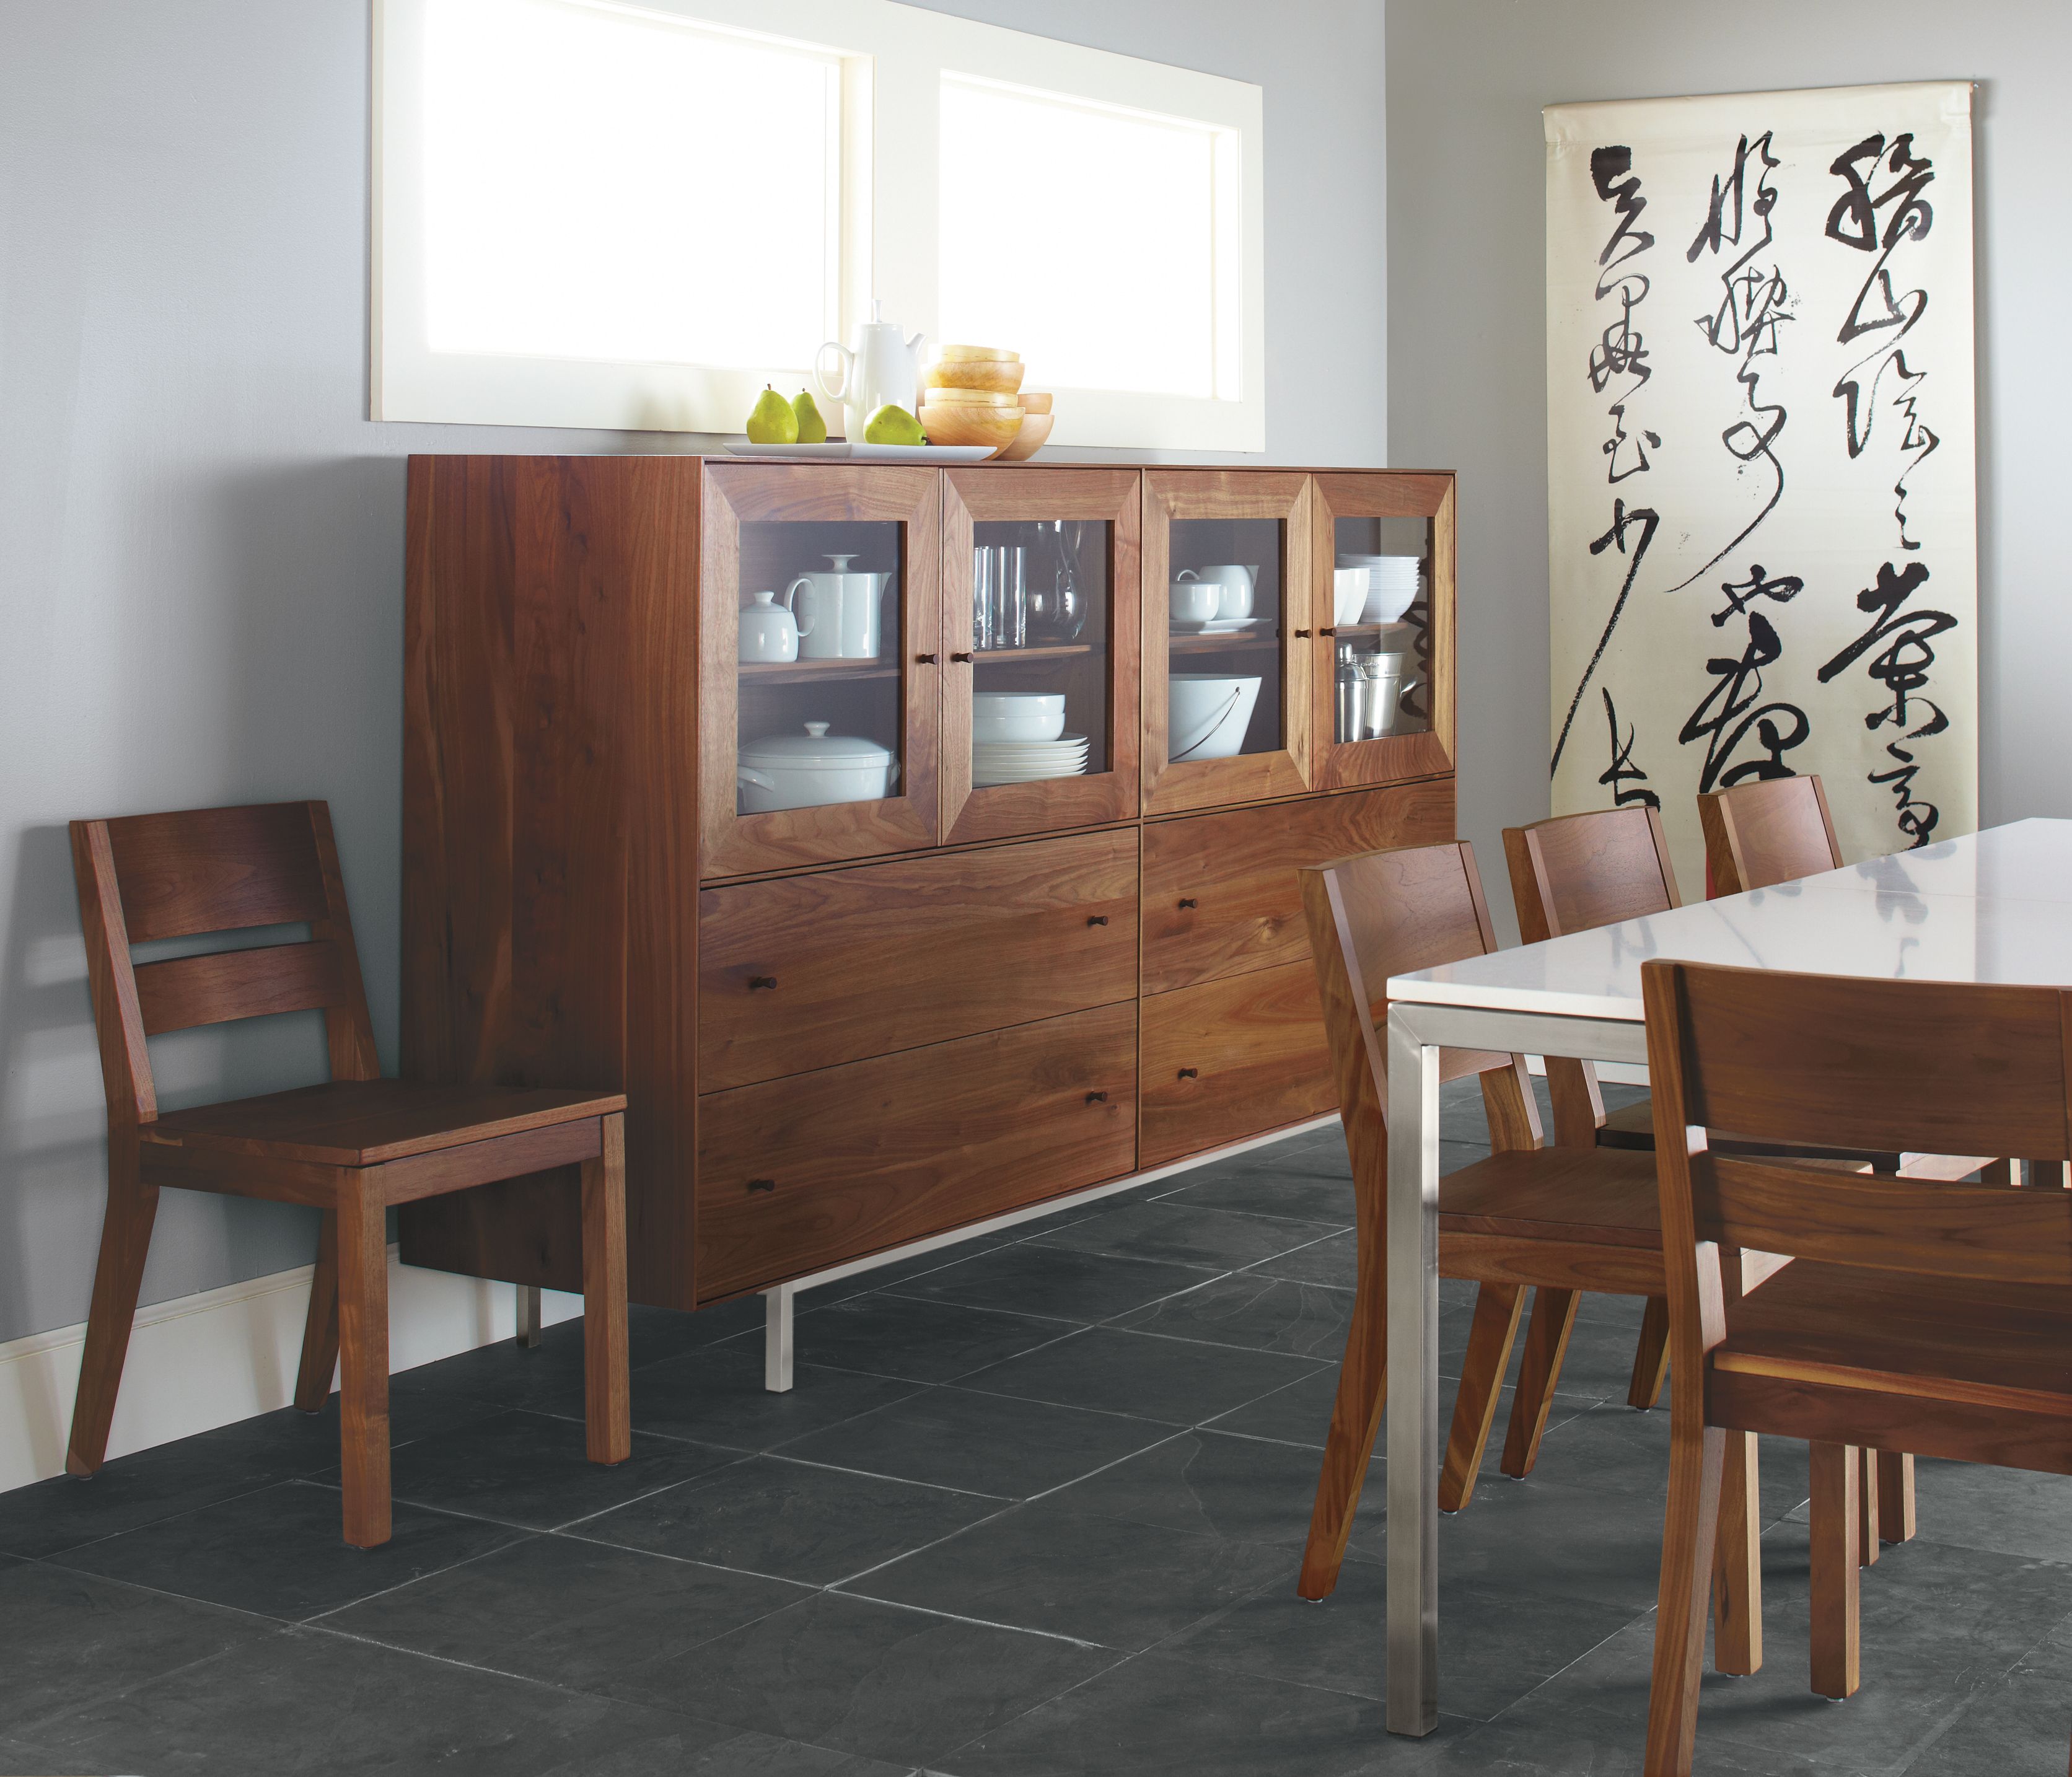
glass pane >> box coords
[1331,515,1431,744]
[736,520,904,815]
[423,0,840,367]
[970,519,1112,786]
[938,74,1236,398]
[1167,517,1284,760]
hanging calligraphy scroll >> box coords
[1545,82,1976,876]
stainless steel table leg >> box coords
[1386,1006,1441,1735]
[516,1284,541,1349]
[764,1284,796,1393]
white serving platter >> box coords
[722,442,996,463]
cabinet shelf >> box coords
[739,657,900,685]
[973,643,1101,662]
[1167,633,1281,656]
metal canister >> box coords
[1357,651,1408,737]
[1335,644,1367,743]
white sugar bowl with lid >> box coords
[738,589,801,664]
[737,722,898,812]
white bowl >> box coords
[971,691,1067,743]
[1363,575,1420,625]
[1332,568,1368,627]
[1168,674,1263,763]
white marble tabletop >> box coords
[1389,818,2072,1023]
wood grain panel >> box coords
[133,941,345,1036]
[1141,781,1454,995]
[398,454,703,1307]
[1139,960,1335,1167]
[696,1003,1138,1297]
[699,829,1138,1091]
[104,802,330,942]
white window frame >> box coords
[373,0,1265,450]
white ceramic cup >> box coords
[1194,564,1258,620]
[1332,568,1369,628]
[1170,573,1221,625]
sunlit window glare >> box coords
[420,0,840,367]
[937,74,1230,399]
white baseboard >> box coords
[0,1255,581,1494]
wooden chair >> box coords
[67,802,631,1548]
[1641,959,2072,1773]
[1292,840,1765,1678]
[1697,773,1841,898]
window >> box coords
[375,0,1264,449]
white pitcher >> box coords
[787,555,892,660]
[814,301,925,441]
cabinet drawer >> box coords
[1139,961,1335,1167]
[698,828,1138,1092]
[696,1002,1138,1298]
[1141,781,1454,996]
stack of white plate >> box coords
[1337,553,1422,625]
[973,734,1091,786]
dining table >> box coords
[1379,816,2072,1735]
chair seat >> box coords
[1439,1144,1662,1248]
[141,1079,627,1167]
[1715,1260,2072,1415]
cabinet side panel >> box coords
[400,456,700,1307]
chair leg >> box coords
[1856,1446,1880,1568]
[1711,1431,1763,1675]
[1628,1294,1671,1410]
[1439,1283,1525,1512]
[581,1113,631,1467]
[1297,1149,1388,1601]
[294,1211,340,1413]
[1809,1441,1861,1699]
[1876,1450,1915,1543]
[1644,1419,1726,1775]
[1501,1286,1579,1479]
[335,1174,391,1549]
[66,1139,159,1476]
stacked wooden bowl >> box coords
[921,347,1053,460]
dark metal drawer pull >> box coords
[1086,1090,1108,1103]
[915,652,937,664]
[1087,915,1108,926]
[950,651,974,662]
[747,1178,776,1193]
[1177,1067,1199,1079]
[1178,897,1198,910]
[1293,628,1312,639]
[748,975,778,991]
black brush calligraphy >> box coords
[1816,559,1954,845]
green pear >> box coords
[863,402,926,446]
[792,389,828,443]
[746,385,798,444]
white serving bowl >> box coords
[738,722,897,811]
[1168,674,1263,763]
[971,691,1067,744]
[1363,576,1420,624]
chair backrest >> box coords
[1502,805,1679,1144]
[1299,841,1543,1180]
[1643,958,2072,1301]
[70,802,379,1126]
[1697,776,1842,896]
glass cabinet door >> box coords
[1309,472,1455,790]
[939,468,1140,844]
[699,462,941,877]
[1142,471,1313,814]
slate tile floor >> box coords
[2,1080,2066,1773]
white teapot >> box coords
[814,302,925,441]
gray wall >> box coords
[1388,0,2071,937]
[0,0,1388,1344]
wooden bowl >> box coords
[920,401,1024,454]
[925,357,1025,396]
[920,386,1021,407]
[934,343,1019,363]
[1017,391,1053,415]
[998,411,1055,462]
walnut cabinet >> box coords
[398,457,1457,1312]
